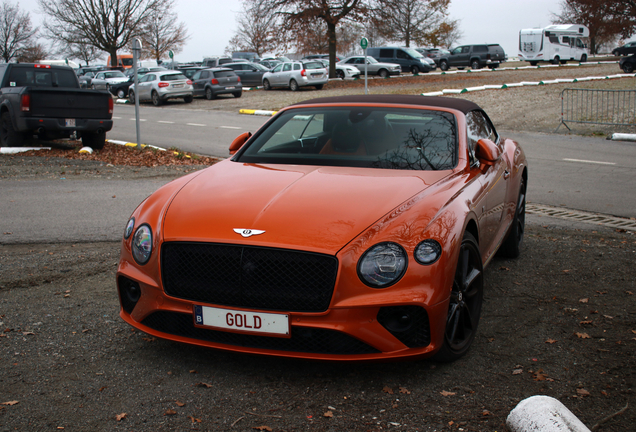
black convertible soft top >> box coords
[292,94,481,114]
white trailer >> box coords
[518,24,589,65]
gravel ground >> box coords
[1,60,635,431]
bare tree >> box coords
[139,1,189,62]
[0,1,38,62]
[65,42,104,66]
[227,0,283,57]
[262,0,367,77]
[38,0,161,68]
[428,19,462,49]
[16,42,48,63]
[372,0,450,47]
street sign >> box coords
[360,37,368,50]
[169,50,174,59]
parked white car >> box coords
[338,56,402,78]
[128,70,193,106]
[262,60,328,91]
[92,70,129,91]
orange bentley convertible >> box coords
[117,95,527,362]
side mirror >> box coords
[475,138,501,165]
[229,132,252,155]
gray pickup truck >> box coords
[438,44,506,71]
[0,63,113,149]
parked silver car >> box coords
[313,58,360,79]
[262,60,328,91]
[128,71,193,106]
[338,56,402,78]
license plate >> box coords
[225,86,235,90]
[193,305,290,337]
[173,84,184,88]
[65,119,75,127]
[311,74,322,78]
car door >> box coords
[466,110,509,259]
[269,63,283,86]
[450,46,470,67]
[138,74,154,100]
[281,62,293,86]
[192,70,207,97]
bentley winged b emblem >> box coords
[233,228,266,238]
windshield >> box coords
[160,73,187,81]
[367,57,379,64]
[403,48,423,58]
[252,63,269,71]
[236,107,457,171]
[104,71,125,78]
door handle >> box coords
[503,170,510,179]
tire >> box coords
[552,56,560,65]
[411,65,420,75]
[81,130,106,150]
[433,232,484,362]
[580,54,587,63]
[529,61,538,66]
[128,90,135,104]
[205,87,215,100]
[184,95,193,103]
[560,59,567,65]
[263,79,271,90]
[439,60,449,71]
[499,175,527,258]
[378,69,389,78]
[232,91,242,98]
[336,69,345,79]
[622,62,634,74]
[471,59,480,70]
[0,112,25,147]
[151,91,162,106]
[117,89,126,99]
[289,79,299,91]
[314,84,323,90]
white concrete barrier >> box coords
[506,396,591,432]
[609,133,636,142]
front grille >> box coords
[161,242,338,312]
[142,311,379,355]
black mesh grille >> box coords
[142,311,380,355]
[377,306,431,348]
[161,242,338,312]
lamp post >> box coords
[132,38,142,150]
[361,37,368,95]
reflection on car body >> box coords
[117,95,528,363]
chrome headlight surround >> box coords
[124,217,135,239]
[357,242,408,288]
[414,239,442,265]
[131,224,153,265]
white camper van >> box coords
[518,24,589,65]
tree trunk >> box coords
[327,21,337,79]
[109,48,118,68]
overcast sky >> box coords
[23,0,567,63]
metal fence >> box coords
[555,88,636,132]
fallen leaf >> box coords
[603,315,614,319]
[115,413,127,421]
[576,332,591,339]
[142,337,155,342]
[499,266,509,271]
[482,410,492,416]
[1,401,19,406]
[188,416,202,423]
[399,387,411,394]
[98,386,106,392]
[323,410,333,418]
[533,369,547,381]
[448,421,455,426]
[22,331,35,336]
[576,388,590,396]
[189,370,197,374]
[579,298,588,303]
[440,390,455,396]
[253,427,272,431]
[382,386,394,395]
[512,368,523,375]
[631,330,636,335]
[580,320,593,325]
[176,401,185,407]
[164,409,177,416]
[562,269,570,273]
[601,390,608,396]
[196,382,213,388]
[545,339,557,344]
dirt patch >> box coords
[0,226,634,431]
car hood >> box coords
[163,161,450,254]
[377,62,401,68]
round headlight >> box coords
[414,240,442,265]
[131,224,153,265]
[358,242,407,288]
[124,217,135,239]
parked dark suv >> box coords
[612,42,636,56]
[438,44,506,71]
[366,46,436,74]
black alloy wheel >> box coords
[499,176,527,258]
[205,87,215,100]
[151,91,162,106]
[439,60,449,71]
[336,69,345,79]
[411,65,419,75]
[623,63,634,73]
[433,232,483,362]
